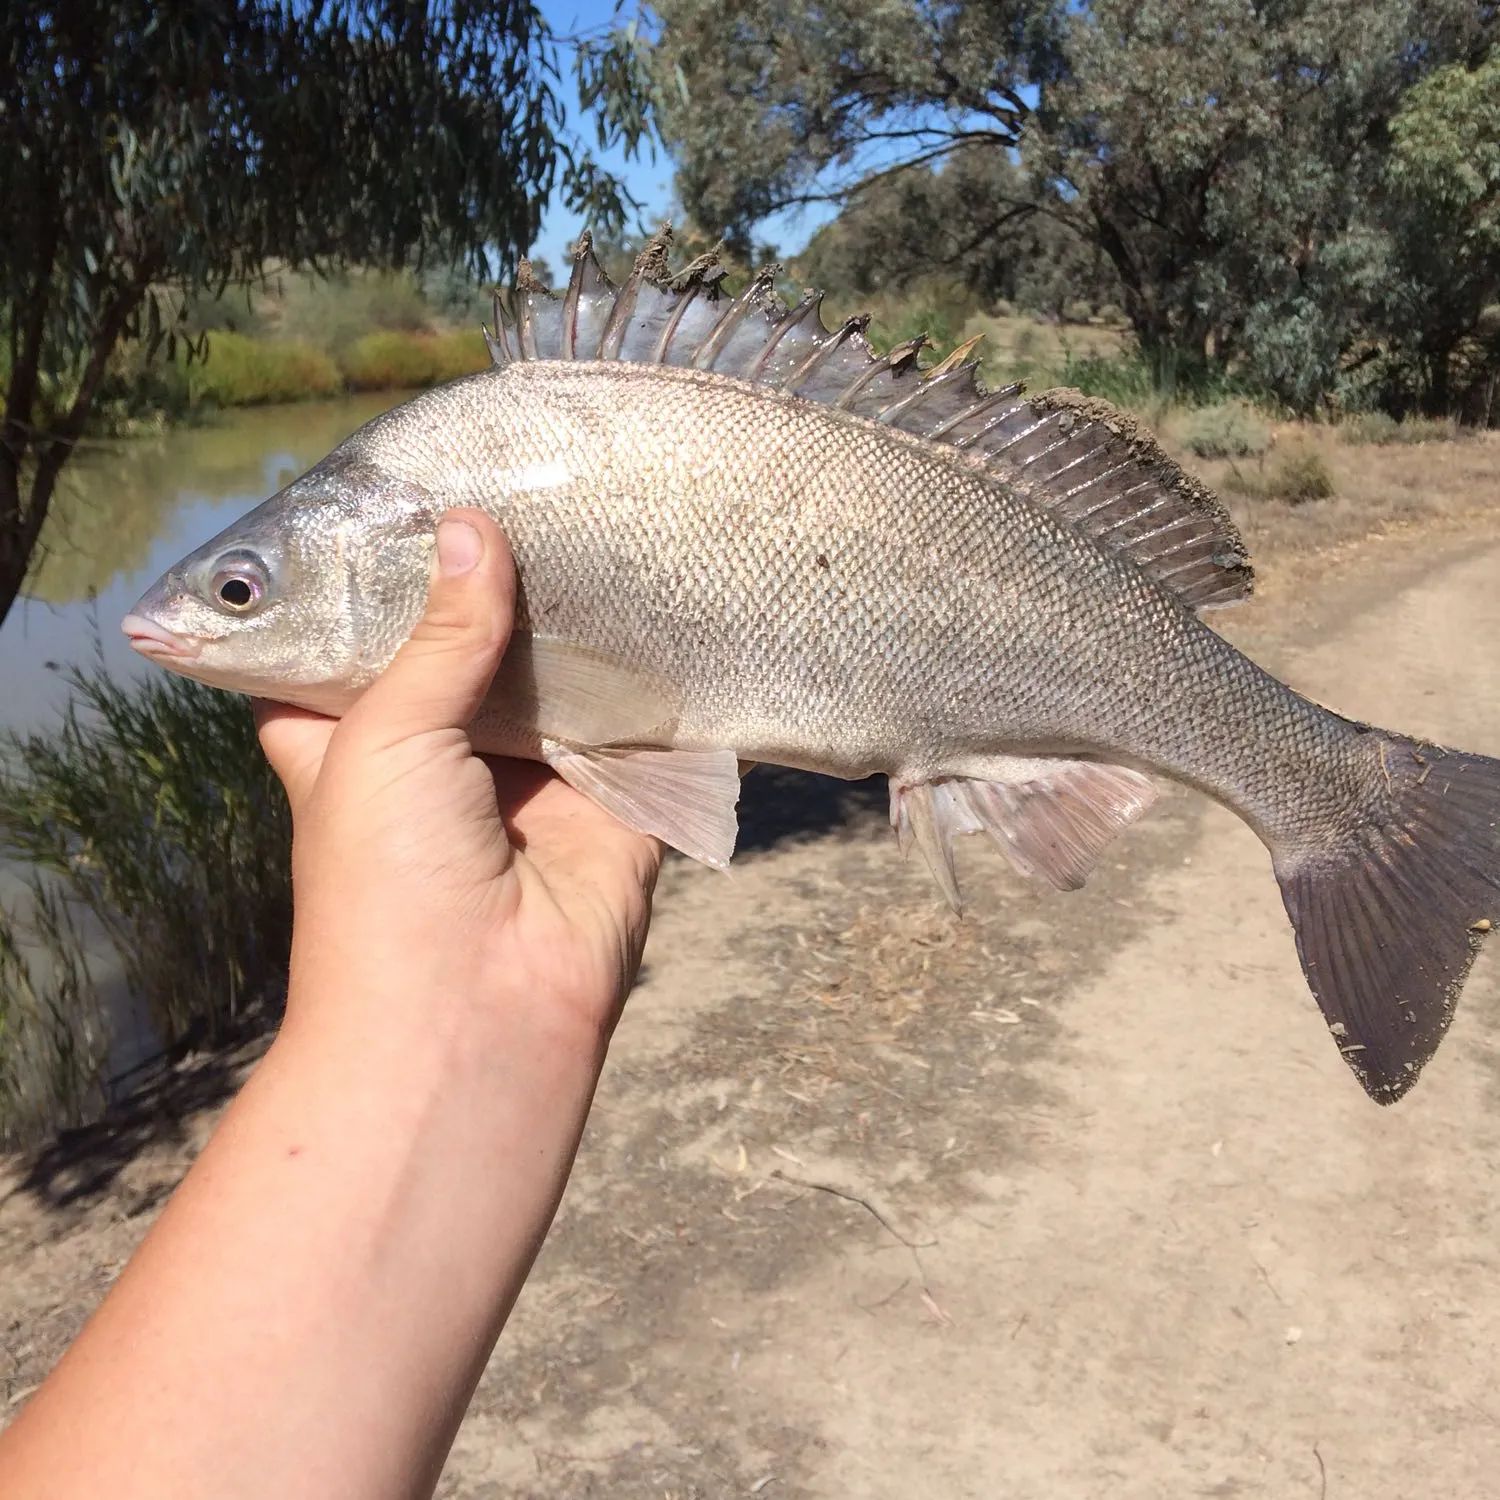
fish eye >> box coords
[209,557,269,614]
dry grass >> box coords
[1160,418,1500,564]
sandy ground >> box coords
[4,513,1500,1498]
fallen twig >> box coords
[769,1168,936,1249]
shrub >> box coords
[186,331,342,406]
[1180,400,1273,460]
[340,330,489,391]
[0,664,293,1066]
[1272,446,1336,503]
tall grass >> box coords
[0,884,107,1148]
[0,664,293,1111]
[1059,349,1262,413]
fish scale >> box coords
[123,229,1500,1105]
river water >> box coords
[1,394,402,735]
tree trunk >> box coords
[0,465,56,628]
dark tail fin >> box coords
[1275,739,1500,1104]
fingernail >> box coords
[436,518,482,576]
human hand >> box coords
[254,508,663,1053]
[0,511,665,1500]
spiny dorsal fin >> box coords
[482,227,1253,611]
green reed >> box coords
[0,664,293,1139]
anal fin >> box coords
[542,740,741,868]
[891,759,1159,909]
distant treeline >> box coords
[618,0,1500,422]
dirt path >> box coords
[5,523,1500,1498]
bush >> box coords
[1272,446,1336,503]
[1180,400,1274,459]
[0,664,293,1071]
[339,330,490,391]
[186,331,342,406]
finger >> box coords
[254,699,337,815]
[346,509,515,748]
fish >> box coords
[122,229,1500,1104]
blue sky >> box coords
[532,0,839,274]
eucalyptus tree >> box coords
[1384,50,1500,417]
[1036,0,1495,405]
[633,0,1496,409]
[0,0,633,627]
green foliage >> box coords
[1391,52,1500,257]
[791,146,1121,321]
[1224,445,1336,504]
[185,333,342,408]
[1180,403,1274,461]
[645,0,1062,259]
[340,331,490,391]
[1382,51,1500,417]
[0,664,293,1056]
[262,270,436,355]
[1057,349,1256,412]
[635,0,1497,420]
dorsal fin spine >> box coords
[692,267,778,372]
[926,383,1025,441]
[598,266,646,359]
[835,338,926,410]
[560,235,589,358]
[876,360,981,425]
[780,316,870,395]
[515,291,538,360]
[653,277,709,363]
[749,292,823,381]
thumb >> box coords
[346,509,516,746]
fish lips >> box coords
[121,612,202,662]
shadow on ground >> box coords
[4,1025,271,1216]
[735,765,887,853]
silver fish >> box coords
[124,230,1500,1104]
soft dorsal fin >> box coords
[484,229,1253,611]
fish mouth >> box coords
[121,613,201,661]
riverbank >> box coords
[67,266,496,434]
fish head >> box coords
[122,457,439,715]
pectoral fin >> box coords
[481,633,678,747]
[542,740,742,867]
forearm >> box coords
[0,979,606,1500]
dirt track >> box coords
[5,518,1500,1498]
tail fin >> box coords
[1275,739,1500,1104]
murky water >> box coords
[0,393,402,734]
